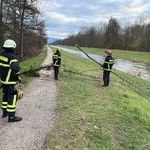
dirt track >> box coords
[0,47,57,150]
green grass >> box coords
[45,49,150,150]
[20,46,47,84]
[60,46,150,64]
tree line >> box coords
[0,0,47,59]
[54,17,150,52]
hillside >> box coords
[44,47,150,150]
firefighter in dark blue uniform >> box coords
[102,49,114,87]
[52,49,61,80]
[0,39,22,122]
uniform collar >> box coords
[4,48,14,54]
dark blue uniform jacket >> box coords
[0,49,20,85]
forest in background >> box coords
[0,0,47,59]
[54,16,150,52]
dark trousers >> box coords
[54,66,59,80]
[103,70,110,86]
[1,85,17,117]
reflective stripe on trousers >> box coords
[1,85,17,114]
[7,95,17,112]
[2,96,17,112]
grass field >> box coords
[60,45,150,64]
[45,48,150,150]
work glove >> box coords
[17,89,24,99]
[15,83,24,100]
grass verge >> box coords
[20,46,47,85]
[45,48,150,150]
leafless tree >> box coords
[0,0,47,59]
[56,16,150,52]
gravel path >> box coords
[0,47,57,150]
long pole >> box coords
[75,45,149,95]
[76,45,103,67]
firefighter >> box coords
[52,49,61,80]
[102,49,114,87]
[0,39,22,122]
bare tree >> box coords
[0,0,46,58]
[57,16,150,52]
[0,0,4,47]
[104,17,121,49]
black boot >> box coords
[2,110,8,118]
[8,116,22,123]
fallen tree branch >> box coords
[63,69,100,80]
[20,64,53,75]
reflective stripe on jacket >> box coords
[52,54,61,67]
[0,50,20,85]
[103,56,114,71]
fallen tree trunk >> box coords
[63,69,100,80]
[20,64,53,75]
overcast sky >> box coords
[38,0,150,39]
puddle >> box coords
[52,46,150,81]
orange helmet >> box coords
[105,49,112,55]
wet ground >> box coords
[52,46,150,81]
